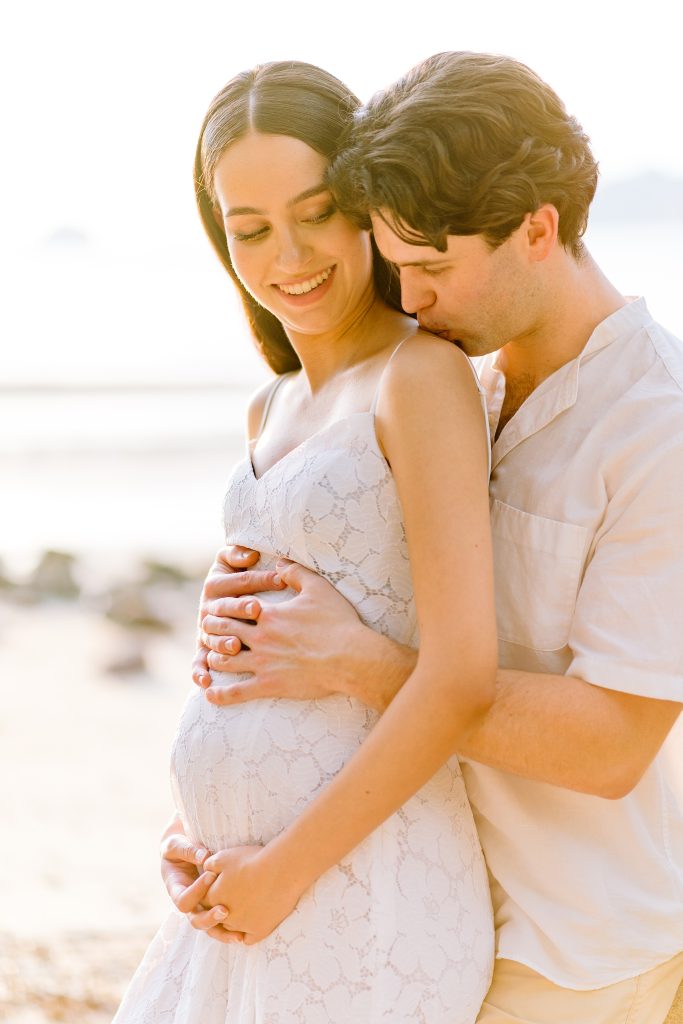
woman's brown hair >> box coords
[330,52,599,259]
[195,61,402,374]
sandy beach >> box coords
[0,558,208,1022]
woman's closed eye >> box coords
[302,204,336,225]
[229,206,336,244]
[231,225,269,242]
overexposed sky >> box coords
[3,0,682,253]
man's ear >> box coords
[524,204,560,262]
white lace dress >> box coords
[113,398,494,1024]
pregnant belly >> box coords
[170,685,377,852]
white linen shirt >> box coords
[464,298,683,989]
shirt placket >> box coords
[490,368,581,470]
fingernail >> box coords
[245,601,258,616]
[272,574,282,586]
[195,848,208,862]
[275,560,286,569]
[214,907,228,920]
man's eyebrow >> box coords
[226,184,330,218]
[391,259,452,268]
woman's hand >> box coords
[160,828,245,944]
[203,845,303,945]
[160,829,209,904]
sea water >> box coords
[2,221,682,565]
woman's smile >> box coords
[212,133,373,337]
[272,265,336,303]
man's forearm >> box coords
[457,669,681,798]
[339,625,417,712]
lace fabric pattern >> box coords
[113,412,494,1024]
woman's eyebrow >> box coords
[287,184,329,207]
[226,184,329,218]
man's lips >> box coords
[419,320,454,339]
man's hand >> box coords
[192,546,285,688]
[200,559,373,706]
[195,548,417,712]
[160,827,245,944]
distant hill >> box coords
[591,172,683,222]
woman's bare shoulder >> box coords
[384,330,480,401]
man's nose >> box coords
[399,269,435,315]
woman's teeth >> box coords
[277,267,333,295]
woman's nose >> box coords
[275,228,312,272]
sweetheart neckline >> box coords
[247,409,379,482]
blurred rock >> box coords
[0,557,14,590]
[29,550,80,600]
[104,583,172,632]
[7,586,41,606]
[141,559,190,586]
[104,638,148,676]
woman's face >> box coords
[213,133,374,337]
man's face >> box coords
[371,212,536,357]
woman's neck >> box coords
[286,293,412,395]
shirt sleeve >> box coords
[566,428,683,702]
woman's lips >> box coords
[272,266,336,305]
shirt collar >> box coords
[483,297,653,468]
[573,296,652,364]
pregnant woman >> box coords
[114,61,496,1023]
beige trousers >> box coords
[476,952,683,1024]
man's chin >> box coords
[419,321,485,355]
[433,330,469,351]
[420,323,460,343]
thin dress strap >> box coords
[251,372,294,444]
[370,332,418,416]
[462,354,492,479]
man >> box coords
[165,53,683,1022]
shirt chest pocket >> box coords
[490,499,588,652]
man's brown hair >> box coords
[329,52,599,257]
